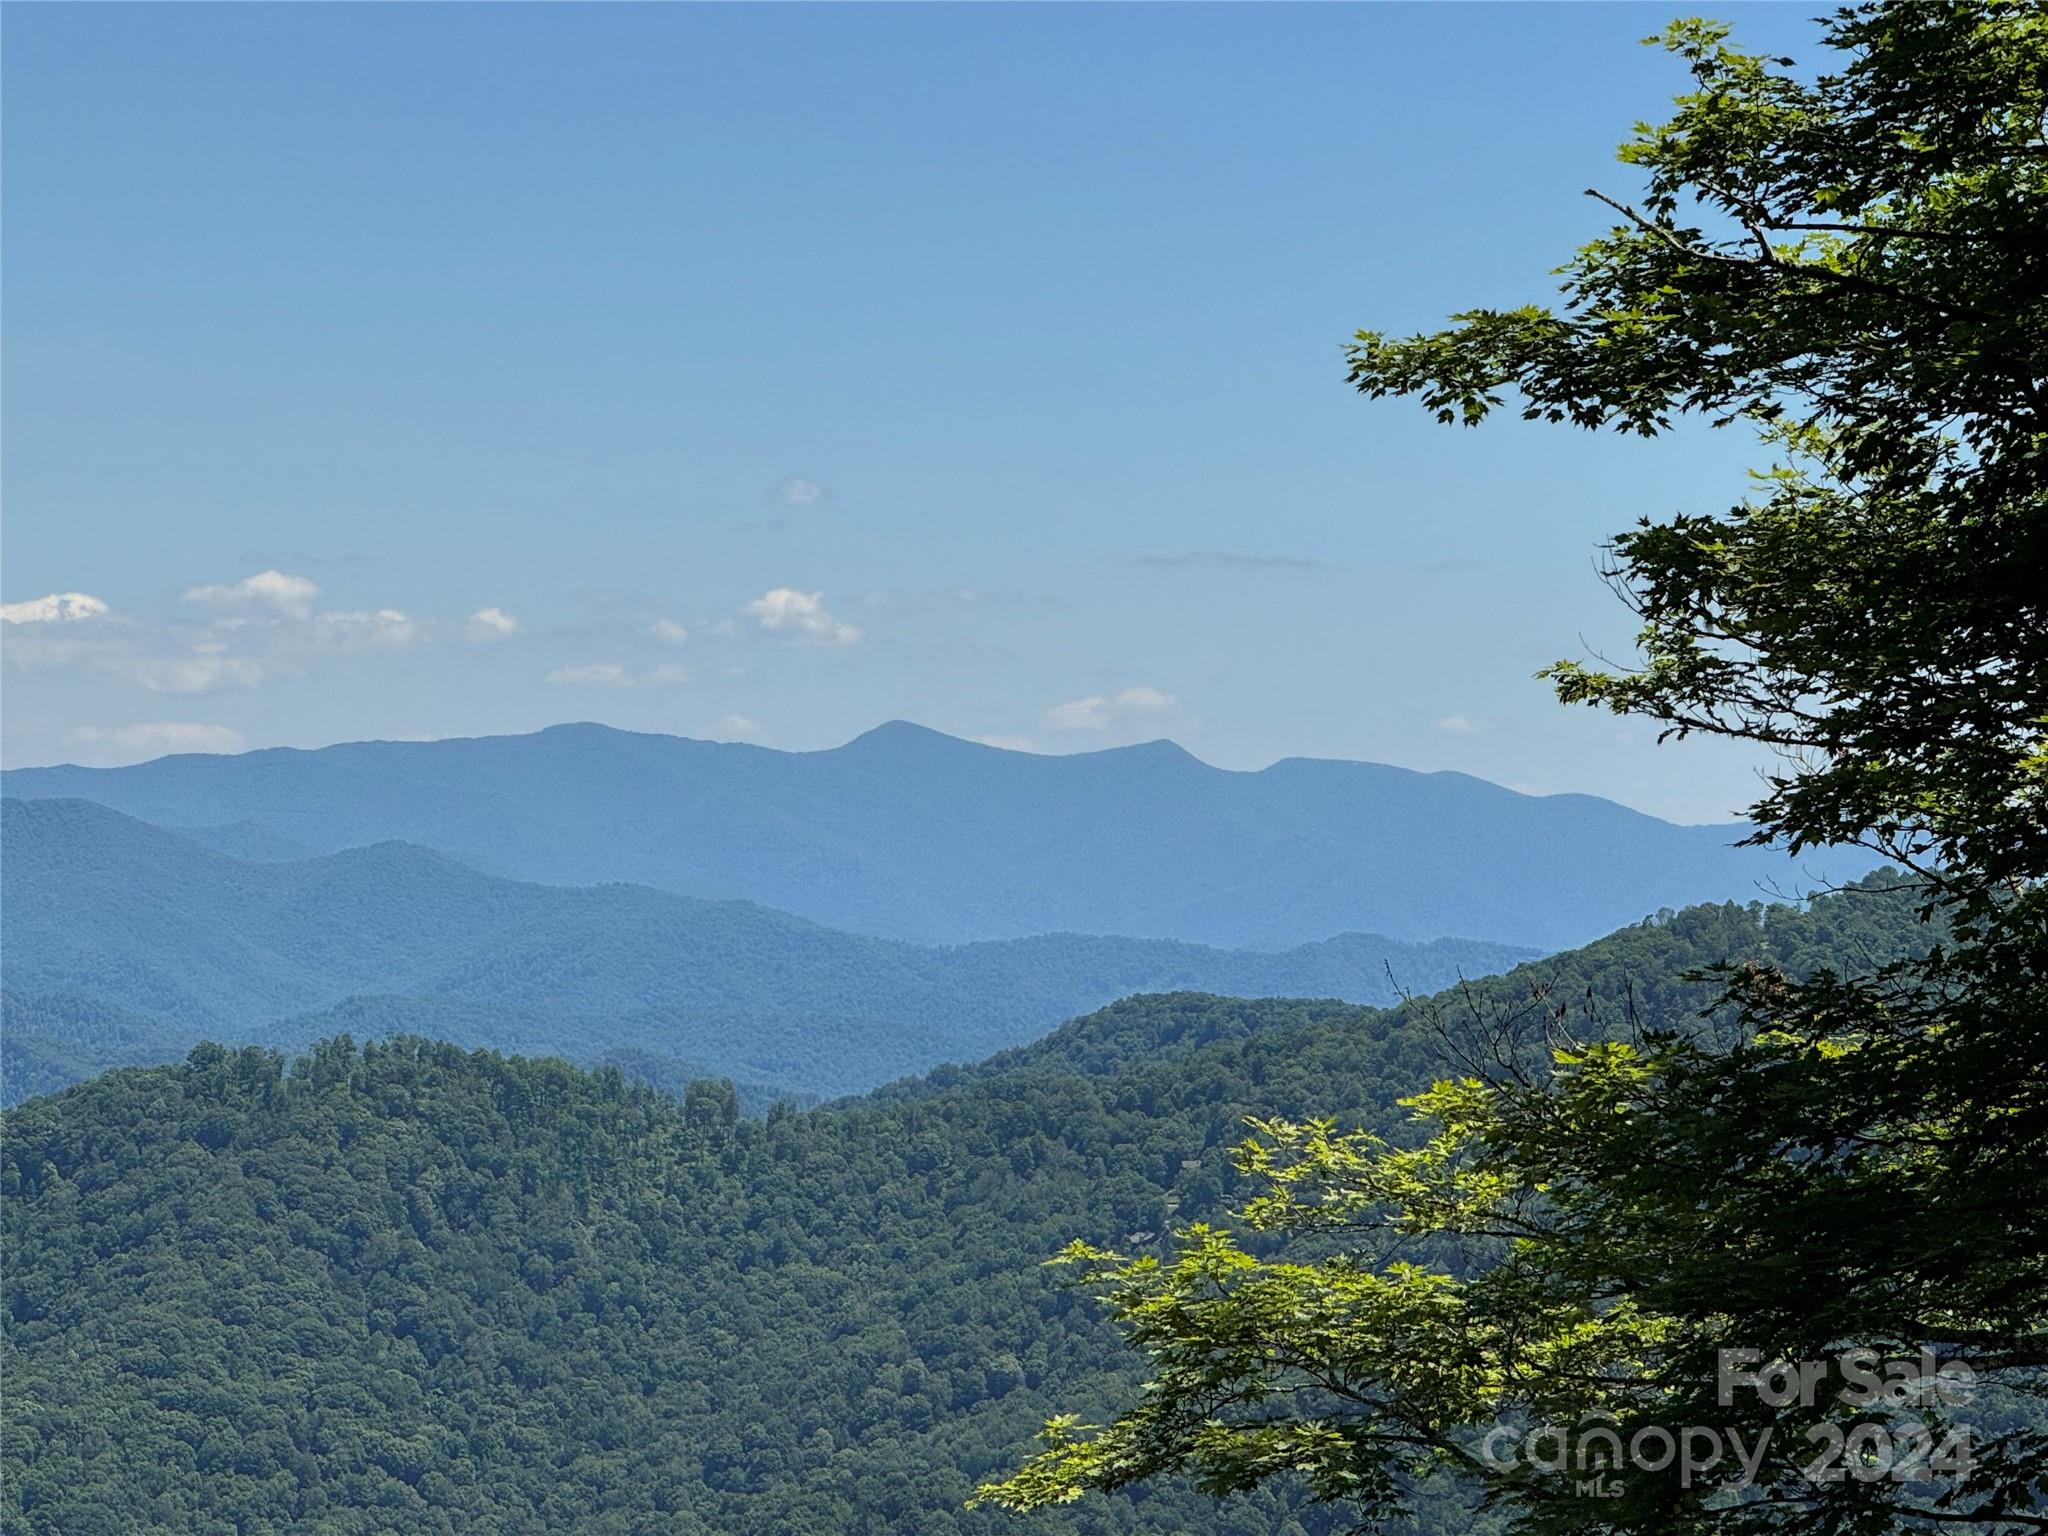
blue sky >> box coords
[2,3,1821,821]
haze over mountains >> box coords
[2,720,1878,952]
[0,797,1528,1103]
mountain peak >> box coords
[836,722,1205,765]
[1107,737,1200,764]
[535,721,639,741]
[834,720,980,756]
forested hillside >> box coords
[0,993,194,1106]
[0,991,818,1118]
[0,797,1528,1102]
[0,878,1935,1536]
[0,720,1878,950]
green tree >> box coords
[3,889,1926,1536]
[978,5,2047,1532]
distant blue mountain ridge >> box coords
[2,719,1879,951]
[0,796,1533,1102]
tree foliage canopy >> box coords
[1353,2,2046,901]
[981,6,2048,1532]
[2,889,1931,1536]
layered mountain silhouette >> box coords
[1,721,1877,951]
[0,879,1940,1536]
[0,797,1529,1100]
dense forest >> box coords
[1,879,1937,1535]
[5,4,2038,1535]
[0,991,820,1119]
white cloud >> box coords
[0,632,98,671]
[742,587,861,646]
[0,600,264,695]
[66,722,247,763]
[0,591,110,624]
[1044,697,1110,730]
[704,713,764,742]
[1435,713,1478,735]
[132,652,267,693]
[183,570,320,619]
[4,573,467,701]
[545,661,689,689]
[1117,685,1178,714]
[776,477,828,508]
[1044,685,1182,733]
[181,571,423,651]
[644,619,690,645]
[467,606,520,640]
[313,608,416,648]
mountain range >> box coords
[1,720,1879,952]
[0,796,1529,1102]
[0,879,1944,1536]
